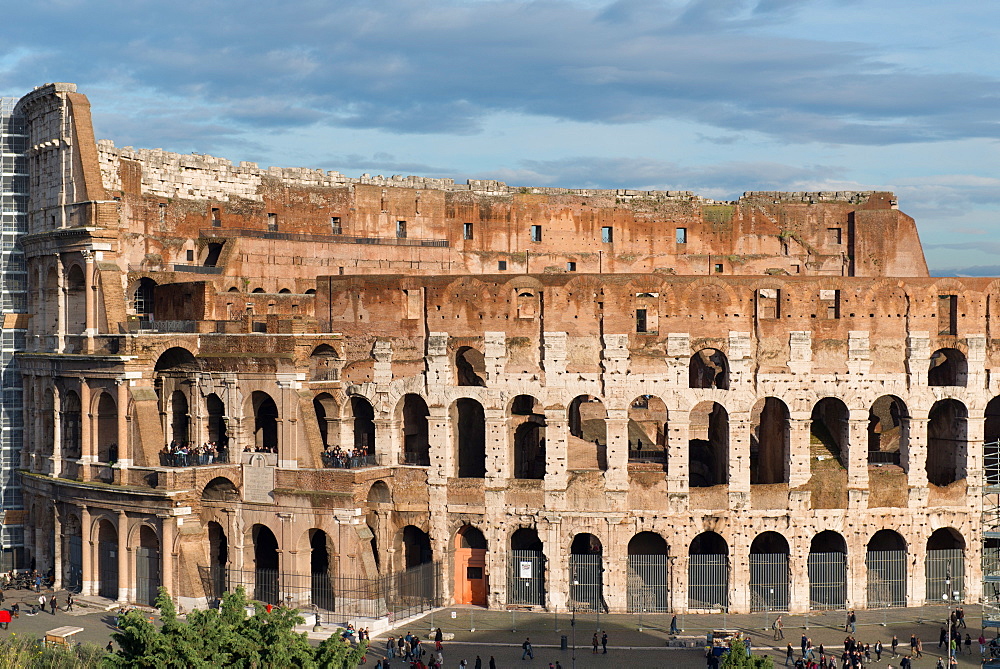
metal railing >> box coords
[172,264,223,274]
[159,450,231,467]
[200,228,449,248]
[868,451,902,465]
[320,452,376,469]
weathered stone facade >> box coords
[12,82,988,616]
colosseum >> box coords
[5,82,993,619]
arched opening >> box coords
[689,401,728,486]
[454,526,488,606]
[96,392,118,463]
[65,264,87,337]
[313,392,338,449]
[749,532,789,612]
[508,528,545,606]
[866,529,907,608]
[202,476,238,502]
[454,399,486,478]
[62,514,82,593]
[136,525,161,606]
[203,243,224,267]
[689,348,729,389]
[868,395,908,466]
[569,533,604,612]
[349,396,375,453]
[810,397,848,467]
[986,396,1000,486]
[511,395,545,480]
[927,399,967,486]
[367,480,391,505]
[251,391,279,453]
[43,268,59,335]
[628,396,667,468]
[400,526,434,603]
[252,288,265,294]
[278,288,291,294]
[456,347,486,387]
[808,531,847,610]
[310,344,339,382]
[750,397,789,484]
[206,394,228,456]
[40,389,55,460]
[252,524,280,604]
[568,395,607,471]
[170,390,189,445]
[688,532,728,610]
[97,519,118,600]
[61,391,82,461]
[207,521,228,599]
[928,348,967,387]
[310,529,335,610]
[403,526,433,569]
[132,277,156,320]
[925,528,965,604]
[627,532,669,612]
[401,394,430,466]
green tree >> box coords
[719,639,775,669]
[105,587,368,669]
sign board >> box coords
[519,561,532,579]
[242,456,275,503]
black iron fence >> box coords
[201,561,442,622]
[200,228,449,248]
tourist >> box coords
[773,615,784,640]
[670,614,679,635]
[592,633,598,653]
[601,631,608,653]
[521,637,533,660]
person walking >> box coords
[891,635,898,658]
[521,637,533,660]
[601,631,608,654]
[939,626,948,648]
[966,633,973,655]
[670,614,679,635]
[592,633,599,654]
[909,634,917,657]
[435,627,443,651]
[915,636,923,658]
[847,609,856,634]
[785,643,794,667]
[38,593,45,613]
[489,655,496,669]
[49,596,57,614]
[801,634,808,658]
[475,657,482,669]
[874,639,882,662]
[66,593,74,612]
[773,615,784,640]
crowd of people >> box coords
[159,441,229,466]
[320,445,374,469]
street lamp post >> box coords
[945,563,953,661]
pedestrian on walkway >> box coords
[915,636,923,658]
[966,634,973,655]
[38,593,45,613]
[891,634,898,658]
[785,643,793,666]
[875,639,882,662]
[847,609,856,634]
[773,615,784,640]
[958,606,967,628]
[66,593,74,612]
[601,631,608,654]
[521,637,533,660]
[801,634,808,658]
[475,656,482,669]
[435,627,443,651]
[592,633,598,654]
[670,614,679,635]
[50,596,57,614]
[489,657,496,669]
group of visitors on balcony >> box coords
[160,440,229,466]
[320,445,373,469]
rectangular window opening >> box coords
[827,227,843,245]
[463,222,474,240]
[938,294,958,335]
[396,220,407,238]
[820,289,840,319]
[267,213,278,232]
[636,308,648,333]
[331,216,342,234]
[530,225,542,242]
[566,261,576,272]
[758,288,780,319]
[211,207,221,227]
[675,227,687,244]
[601,226,613,243]
[714,263,724,273]
[498,260,507,271]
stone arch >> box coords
[508,527,545,606]
[61,390,82,460]
[569,533,604,612]
[928,348,967,387]
[689,402,729,487]
[43,266,59,334]
[866,529,907,608]
[154,346,198,372]
[65,263,87,337]
[95,391,118,463]
[308,529,336,610]
[251,524,280,604]
[810,397,849,468]
[207,520,228,598]
[453,398,486,478]
[61,512,83,592]
[626,531,669,612]
[348,395,376,453]
[680,278,738,318]
[401,525,433,570]
[130,277,156,319]
[808,531,847,611]
[689,349,729,389]
[750,397,789,484]
[568,395,607,471]
[201,476,239,502]
[399,394,429,466]
[366,480,392,505]
[206,393,228,449]
[869,395,908,467]
[96,518,118,600]
[170,389,189,445]
[135,524,161,606]
[688,532,729,610]
[40,387,55,459]
[249,391,279,453]
[511,395,546,480]
[927,398,968,486]
[925,527,965,605]
[310,344,340,382]
[313,392,339,449]
[454,525,488,606]
[749,531,789,612]
[456,346,486,387]
[627,395,667,467]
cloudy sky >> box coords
[2,0,998,275]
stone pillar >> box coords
[117,380,131,468]
[80,506,94,596]
[909,540,926,607]
[277,378,297,469]
[161,516,175,598]
[83,249,96,351]
[605,411,629,491]
[427,405,450,485]
[729,539,749,613]
[906,412,929,505]
[53,508,63,591]
[728,412,751,510]
[56,256,65,352]
[966,407,984,484]
[51,385,63,476]
[847,410,871,490]
[602,521,627,611]
[375,418,398,466]
[543,411,569,491]
[788,539,809,614]
[666,413,689,494]
[788,414,812,487]
[484,410,507,484]
[542,519,566,611]
[80,378,92,463]
[117,510,129,602]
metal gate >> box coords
[925,549,964,604]
[569,554,604,612]
[507,550,545,606]
[749,553,789,613]
[97,540,117,600]
[65,535,82,592]
[255,567,280,604]
[866,549,907,608]
[135,545,160,606]
[312,572,336,611]
[808,551,847,610]
[627,554,669,612]
[688,554,728,610]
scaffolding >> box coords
[983,439,1000,666]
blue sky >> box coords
[2,0,998,275]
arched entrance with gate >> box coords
[688,532,728,610]
[253,524,280,604]
[97,519,118,600]
[454,526,488,606]
[136,525,161,606]
[808,531,847,610]
[749,532,789,613]
[866,529,907,608]
[627,532,669,612]
[925,527,965,604]
[508,528,545,607]
[569,533,604,612]
[310,529,335,610]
